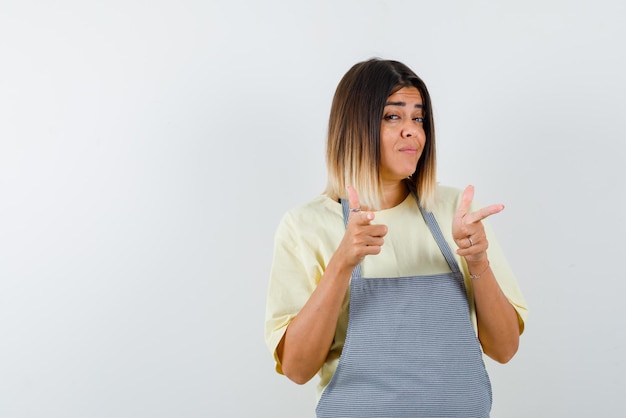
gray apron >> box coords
[316,196,492,417]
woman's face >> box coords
[379,86,426,184]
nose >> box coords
[401,121,418,138]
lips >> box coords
[399,147,418,154]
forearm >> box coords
[468,259,520,363]
[278,256,353,384]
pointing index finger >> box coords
[464,203,505,224]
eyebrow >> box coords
[385,101,424,108]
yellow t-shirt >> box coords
[264,185,528,401]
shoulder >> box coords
[276,195,343,237]
[280,194,341,223]
[435,184,463,199]
[431,184,464,214]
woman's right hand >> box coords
[335,186,388,269]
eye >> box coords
[383,114,400,121]
[413,117,425,123]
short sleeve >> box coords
[481,219,528,334]
[264,211,321,374]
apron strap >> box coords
[340,190,462,279]
[417,205,463,276]
[408,188,462,276]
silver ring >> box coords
[467,237,473,247]
[350,208,361,213]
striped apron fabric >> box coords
[315,197,492,417]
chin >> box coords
[402,167,418,178]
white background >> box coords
[1,1,625,417]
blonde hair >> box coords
[324,58,438,211]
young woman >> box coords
[265,58,527,417]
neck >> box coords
[381,180,409,210]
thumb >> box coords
[347,185,361,211]
[455,185,474,221]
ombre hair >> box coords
[323,58,437,211]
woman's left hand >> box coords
[452,185,504,263]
